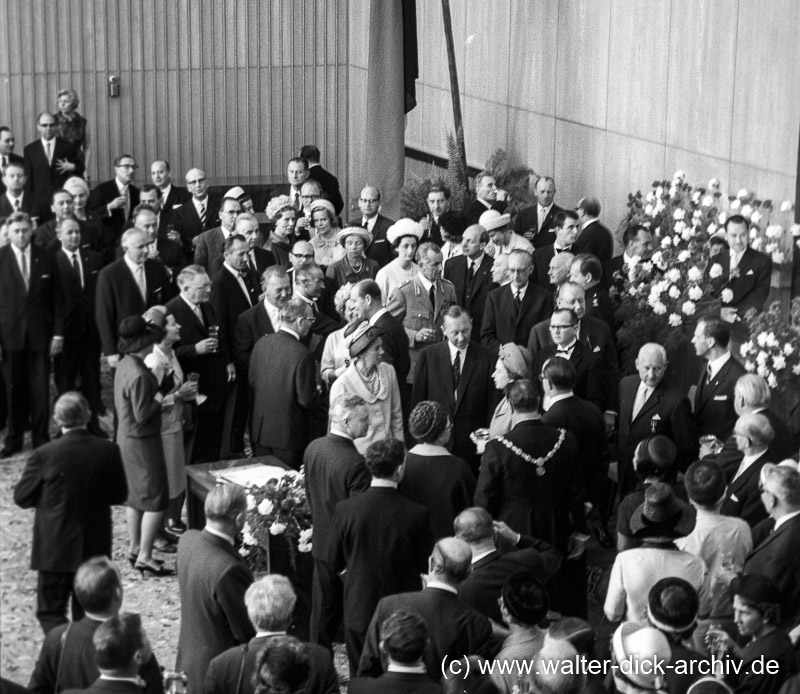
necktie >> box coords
[295,193,301,210]
[706,364,713,384]
[135,265,146,300]
[632,385,649,421]
[1,156,6,169]
[194,304,205,327]
[467,260,474,281]
[453,350,461,392]
[20,249,29,288]
[557,346,571,355]
[514,290,521,310]
[248,252,257,275]
[71,252,82,287]
[14,197,21,211]
[239,271,255,306]
[199,201,206,226]
[362,219,369,229]
[46,141,53,164]
[428,285,436,310]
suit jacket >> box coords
[350,672,441,694]
[176,530,255,693]
[161,184,192,216]
[712,247,773,316]
[324,487,433,633]
[481,283,554,352]
[511,204,563,249]
[574,220,614,263]
[358,587,494,680]
[0,191,50,223]
[23,137,84,211]
[174,196,220,249]
[249,330,318,450]
[602,254,627,292]
[458,535,562,624]
[0,244,64,352]
[233,301,277,374]
[303,433,370,560]
[475,420,586,553]
[411,341,493,462]
[13,430,126,572]
[706,408,796,473]
[61,680,145,694]
[95,258,171,355]
[55,247,102,342]
[35,219,103,256]
[585,284,616,326]
[694,355,747,441]
[210,266,259,364]
[194,227,232,276]
[372,309,411,386]
[167,296,230,413]
[543,394,608,495]
[535,341,608,411]
[744,514,800,628]
[204,635,339,694]
[248,246,276,279]
[0,151,24,195]
[348,214,395,267]
[720,450,773,528]
[531,244,574,290]
[308,164,344,215]
[87,179,140,253]
[28,615,163,694]
[444,253,497,342]
[463,197,508,226]
[617,376,699,494]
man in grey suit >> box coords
[193,195,241,275]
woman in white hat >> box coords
[308,198,343,269]
[325,227,379,292]
[328,322,403,454]
[263,195,297,268]
[375,218,423,304]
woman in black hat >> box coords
[328,321,403,455]
[707,574,797,694]
[115,315,174,576]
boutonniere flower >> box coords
[729,266,741,280]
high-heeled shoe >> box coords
[128,552,163,568]
[135,560,174,577]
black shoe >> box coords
[135,561,174,577]
[166,519,187,535]
[0,444,22,459]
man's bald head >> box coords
[429,537,472,584]
[533,639,584,694]
[453,507,494,544]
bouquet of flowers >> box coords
[725,191,796,271]
[241,470,313,568]
[740,299,800,392]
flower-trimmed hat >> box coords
[629,482,696,540]
[265,194,294,221]
[117,315,164,355]
[348,321,385,358]
[337,226,373,248]
[387,218,424,245]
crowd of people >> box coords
[1,93,800,694]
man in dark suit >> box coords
[713,214,773,324]
[130,184,180,242]
[0,211,64,456]
[419,182,467,247]
[87,154,140,256]
[269,157,309,210]
[350,279,411,386]
[210,235,259,456]
[233,266,292,374]
[249,298,318,468]
[167,265,234,464]
[95,228,171,368]
[325,439,434,674]
[351,612,444,694]
[23,113,84,218]
[453,508,561,624]
[173,167,219,250]
[53,218,105,435]
[349,185,395,267]
[300,145,344,216]
[293,264,341,362]
[511,176,563,249]
[463,171,509,226]
[570,253,616,326]
[236,212,275,279]
[33,189,81,251]
[193,195,242,276]
[14,393,127,632]
[574,197,613,262]
[743,464,800,630]
[0,160,49,221]
[304,396,371,651]
[358,538,494,680]
[205,574,339,694]
[126,204,186,284]
[27,557,164,694]
[481,249,553,352]
[691,315,747,442]
[444,224,497,342]
[602,224,655,294]
[150,159,192,216]
[176,483,255,692]
[720,413,775,528]
[531,210,580,290]
[617,343,699,497]
[412,306,493,474]
[0,125,24,196]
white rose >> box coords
[246,494,256,511]
[757,364,768,377]
[783,343,795,356]
[674,220,687,235]
[668,313,682,327]
[709,263,723,278]
[669,185,678,198]
[243,531,258,546]
[780,200,793,212]
[650,251,663,265]
[673,209,686,221]
[707,223,718,236]
[688,267,703,282]
[678,250,691,263]
[269,522,287,535]
[756,351,768,366]
[258,499,274,516]
[718,212,727,224]
[793,363,800,376]
[750,227,759,240]
[693,209,703,220]
[661,236,672,248]
[766,243,778,255]
[298,541,312,553]
[688,285,703,300]
[646,192,656,203]
[751,237,763,251]
[772,251,785,265]
[721,288,734,303]
[239,547,250,557]
[674,170,685,181]
[652,301,667,315]
[766,332,778,348]
[745,360,756,372]
[628,286,638,296]
[656,186,664,198]
[641,261,653,274]
[766,225,783,239]
[666,268,681,283]
[692,191,701,204]
[750,211,762,225]
[645,203,654,216]
[767,373,778,389]
[702,194,714,208]
[681,300,696,316]
[737,188,749,199]
[299,528,313,543]
[740,341,754,356]
[740,204,753,218]
[773,355,786,371]
[655,201,665,214]
[730,199,741,211]
[757,333,768,348]
[708,178,720,189]
[673,235,682,246]
[668,285,681,299]
[792,223,800,237]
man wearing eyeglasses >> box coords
[173,167,219,247]
[194,196,242,276]
[349,186,395,268]
[23,112,84,222]
[88,154,140,256]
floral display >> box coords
[740,299,800,392]
[725,191,796,270]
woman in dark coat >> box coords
[115,315,172,576]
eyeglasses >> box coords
[359,198,379,204]
[221,209,240,215]
[187,178,206,185]
[292,253,314,259]
[117,163,138,170]
[38,122,57,128]
[300,316,315,323]
[550,324,576,331]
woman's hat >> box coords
[612,622,671,692]
[117,315,164,355]
[348,321,385,358]
[729,573,781,606]
[387,218,424,245]
[224,186,252,206]
[337,226,372,248]
[265,194,294,221]
[309,198,335,218]
[647,577,699,635]
[629,482,696,540]
[479,209,511,231]
[499,343,532,380]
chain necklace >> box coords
[495,428,566,477]
[356,362,381,395]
